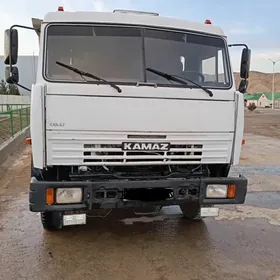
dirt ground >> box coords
[0,113,29,145]
[244,108,280,139]
[1,110,280,280]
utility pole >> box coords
[268,58,280,109]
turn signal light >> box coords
[25,137,32,145]
[227,184,236,198]
[46,188,55,205]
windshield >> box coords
[45,25,231,88]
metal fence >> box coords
[0,104,30,113]
[0,106,30,145]
[0,94,31,106]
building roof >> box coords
[262,93,280,100]
[245,92,280,101]
[43,11,225,37]
[244,93,262,100]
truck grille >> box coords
[83,143,203,164]
[47,132,232,166]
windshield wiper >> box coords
[146,67,188,86]
[146,68,213,97]
[56,61,122,93]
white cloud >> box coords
[0,4,39,55]
[91,0,133,12]
[253,51,280,62]
[227,25,265,36]
[251,50,280,72]
[229,48,280,73]
[92,0,106,12]
[61,0,76,12]
[0,0,121,55]
[0,1,278,73]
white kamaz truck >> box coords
[4,8,251,230]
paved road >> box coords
[1,134,280,280]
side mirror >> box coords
[238,79,248,93]
[5,66,19,84]
[240,48,251,79]
[4,28,18,65]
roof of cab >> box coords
[43,11,225,37]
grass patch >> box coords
[0,109,30,145]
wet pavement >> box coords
[1,134,280,280]
[245,192,280,210]
[232,165,280,176]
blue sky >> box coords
[0,0,279,72]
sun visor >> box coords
[31,18,43,36]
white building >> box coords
[245,93,280,108]
[0,55,38,95]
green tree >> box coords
[8,83,20,95]
[0,79,9,95]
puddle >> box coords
[231,165,280,176]
[216,205,280,226]
[245,192,280,209]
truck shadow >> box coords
[42,207,214,253]
[38,208,219,280]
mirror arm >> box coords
[9,24,38,72]
[228,43,248,50]
[228,44,250,93]
[8,25,38,92]
[15,83,31,92]
[228,43,250,82]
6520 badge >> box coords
[121,142,171,151]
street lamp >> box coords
[268,58,280,109]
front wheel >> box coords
[41,211,64,231]
[179,202,203,221]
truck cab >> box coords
[4,8,251,230]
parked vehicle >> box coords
[4,8,251,230]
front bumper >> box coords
[29,176,248,212]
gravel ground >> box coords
[244,108,280,139]
[1,110,280,280]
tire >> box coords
[31,156,42,180]
[179,202,203,221]
[41,211,64,231]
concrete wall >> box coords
[247,100,258,107]
[0,127,30,165]
[275,99,280,108]
[0,95,30,112]
[258,95,270,108]
[0,55,38,96]
[0,95,31,104]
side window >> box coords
[202,56,216,82]
[201,48,229,86]
[217,49,228,83]
[180,56,185,71]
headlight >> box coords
[56,188,83,204]
[206,185,227,198]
